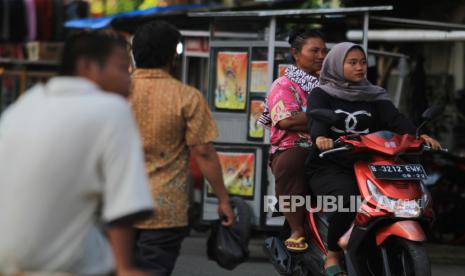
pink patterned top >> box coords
[268,76,312,157]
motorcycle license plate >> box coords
[369,164,427,180]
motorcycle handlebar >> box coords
[318,144,448,158]
[422,145,449,153]
[319,145,352,158]
[318,137,448,158]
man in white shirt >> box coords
[0,31,153,275]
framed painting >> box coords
[214,51,248,111]
[247,97,265,141]
[206,150,256,199]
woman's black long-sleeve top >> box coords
[306,87,417,170]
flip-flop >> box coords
[325,264,346,276]
[284,237,308,252]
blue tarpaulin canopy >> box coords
[64,4,208,29]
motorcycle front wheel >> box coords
[380,237,431,276]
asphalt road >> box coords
[172,233,465,276]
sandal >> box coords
[325,264,347,276]
[284,237,308,252]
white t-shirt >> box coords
[0,77,153,274]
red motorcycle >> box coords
[265,106,446,276]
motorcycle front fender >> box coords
[376,220,426,246]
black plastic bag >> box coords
[207,220,249,270]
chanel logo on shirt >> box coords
[330,109,372,134]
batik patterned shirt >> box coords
[130,69,218,229]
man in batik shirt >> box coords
[129,20,235,276]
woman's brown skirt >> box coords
[271,147,310,197]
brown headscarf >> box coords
[318,42,390,102]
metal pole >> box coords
[264,16,276,145]
[394,57,407,107]
[181,48,188,84]
[200,57,206,95]
[207,18,215,105]
[363,12,369,52]
[267,17,277,89]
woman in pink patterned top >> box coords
[267,29,327,252]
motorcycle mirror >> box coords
[416,105,445,138]
[309,109,339,125]
[421,105,444,121]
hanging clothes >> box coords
[7,0,27,42]
[24,0,38,41]
[90,0,105,17]
[53,0,64,41]
[1,0,11,42]
[65,0,90,20]
[139,0,165,10]
[105,0,136,15]
[35,0,54,41]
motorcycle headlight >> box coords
[366,179,396,210]
[366,179,421,218]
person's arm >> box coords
[377,101,441,150]
[190,143,234,226]
[257,98,272,129]
[183,90,235,226]
[420,134,442,150]
[306,88,333,150]
[280,76,320,131]
[276,111,308,131]
[107,225,148,276]
[267,79,309,132]
[376,100,417,135]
